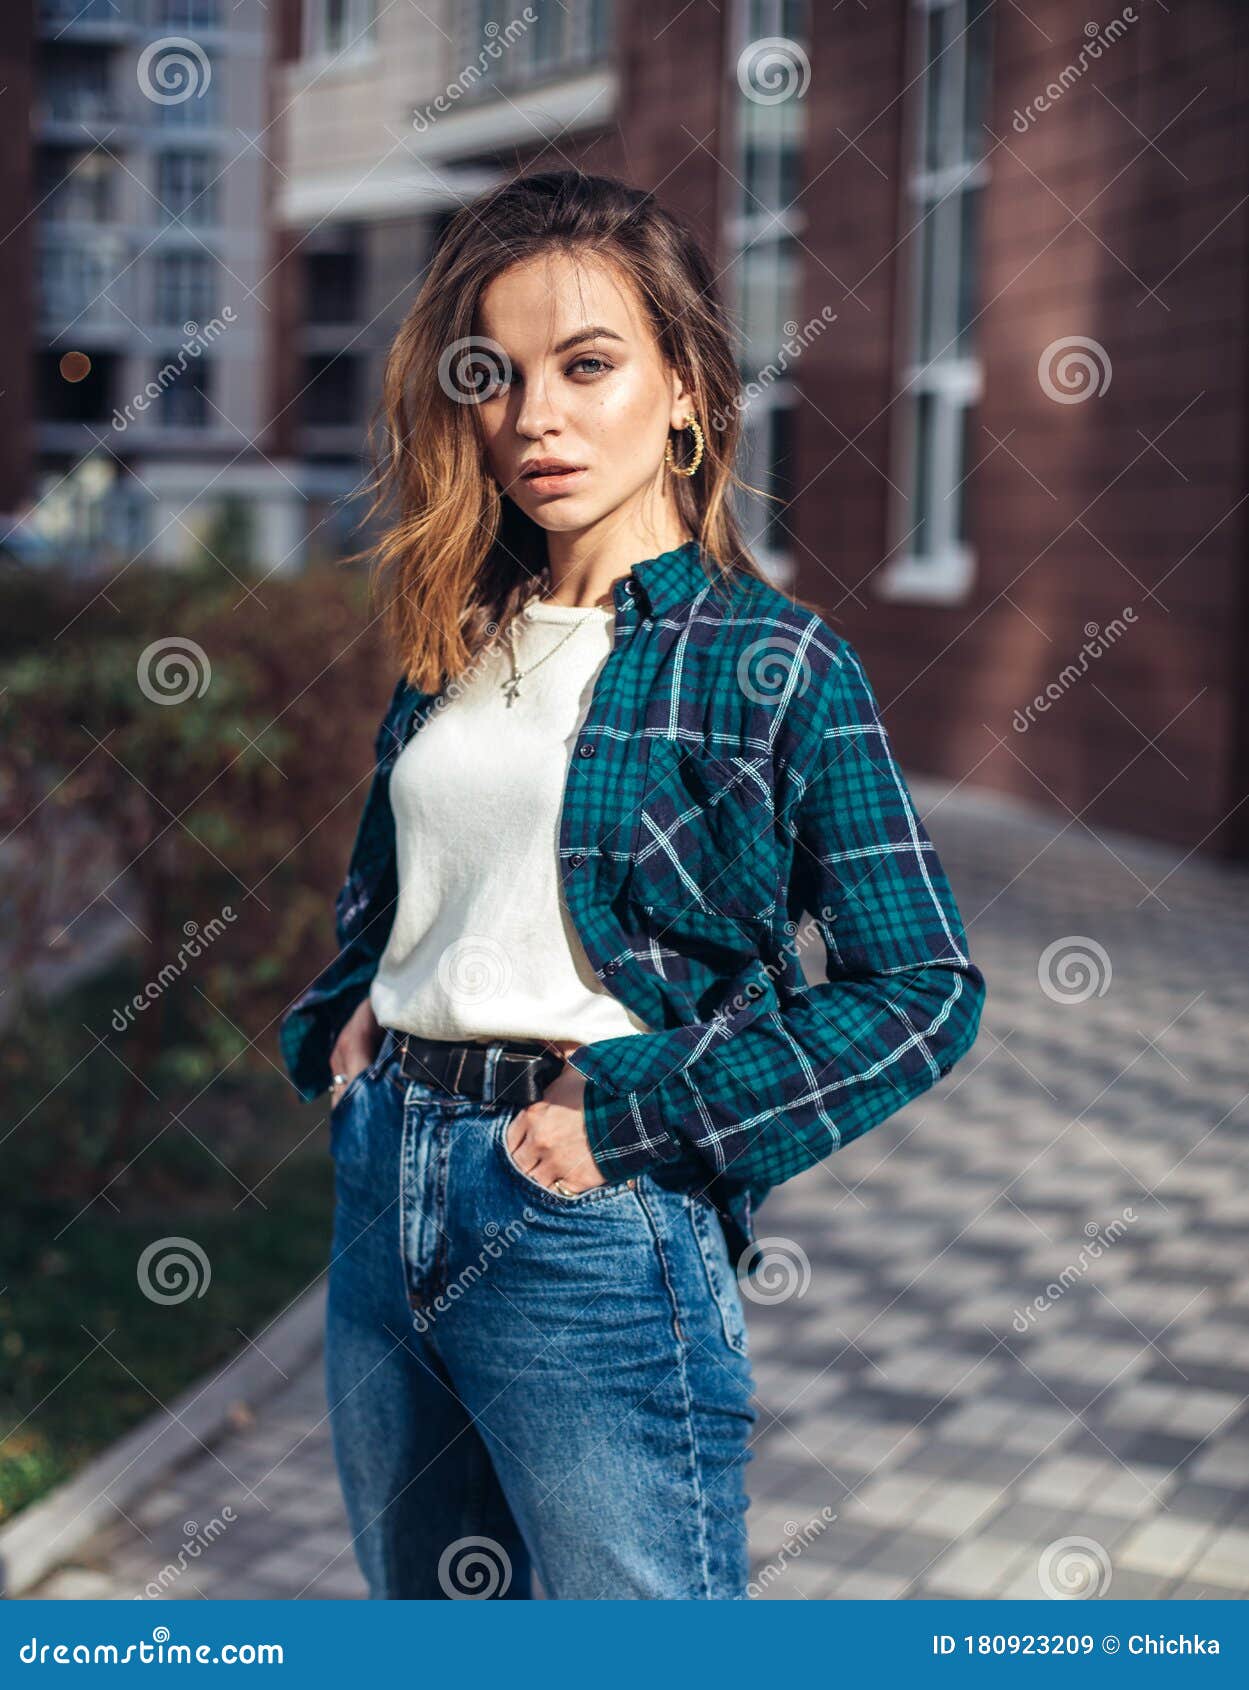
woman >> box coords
[280,170,985,1601]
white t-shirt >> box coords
[368,599,651,1046]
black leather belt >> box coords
[394,1032,566,1106]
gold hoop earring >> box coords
[664,414,704,478]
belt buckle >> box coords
[495,1049,537,1105]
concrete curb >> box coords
[0,1279,327,1598]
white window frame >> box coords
[301,0,379,68]
[725,0,809,586]
[157,351,211,430]
[155,0,223,28]
[450,1,612,96]
[880,0,992,604]
[156,150,217,228]
[153,249,217,326]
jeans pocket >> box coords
[328,1042,392,1149]
[494,1113,636,1212]
[687,1196,749,1356]
[329,1066,368,1119]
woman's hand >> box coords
[505,1057,607,1194]
[328,996,382,1105]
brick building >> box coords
[269,0,1248,857]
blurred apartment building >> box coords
[1,0,308,567]
[2,1,1245,853]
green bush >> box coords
[0,554,399,1523]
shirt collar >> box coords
[616,539,721,619]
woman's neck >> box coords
[542,524,694,609]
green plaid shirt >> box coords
[280,540,985,1263]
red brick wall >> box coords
[794,0,1249,858]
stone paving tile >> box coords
[918,1536,1033,1599]
[1114,1516,1223,1579]
[1163,1580,1239,1600]
[20,790,1249,1601]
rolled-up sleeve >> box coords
[572,634,986,1185]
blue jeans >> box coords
[323,1029,757,1599]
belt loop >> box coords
[481,1045,500,1105]
[451,1046,468,1096]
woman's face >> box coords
[472,249,692,538]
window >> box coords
[881,0,994,603]
[156,352,210,429]
[36,348,116,425]
[156,0,222,25]
[302,353,361,428]
[38,149,114,223]
[304,248,361,324]
[42,52,113,126]
[453,0,614,94]
[725,0,810,580]
[156,151,218,227]
[156,60,219,127]
[303,0,377,61]
[39,238,125,329]
[153,250,217,326]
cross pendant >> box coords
[502,675,523,707]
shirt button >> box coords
[603,960,619,976]
[578,743,596,758]
[570,853,585,869]
[622,579,635,596]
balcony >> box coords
[37,83,125,133]
[38,234,134,340]
[38,0,139,39]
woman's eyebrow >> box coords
[550,325,627,356]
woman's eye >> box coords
[568,356,613,377]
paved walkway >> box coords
[26,785,1249,1600]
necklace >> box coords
[500,602,599,706]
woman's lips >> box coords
[521,467,588,495]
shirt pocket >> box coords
[628,736,777,925]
